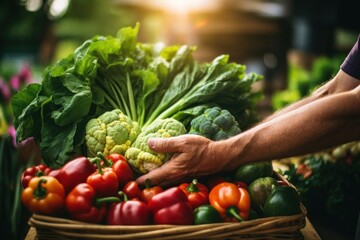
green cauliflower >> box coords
[85,109,141,157]
[189,106,241,141]
[126,118,187,174]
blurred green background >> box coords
[1,0,360,239]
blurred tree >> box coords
[0,0,138,65]
[0,0,51,64]
[54,0,136,40]
[52,0,138,62]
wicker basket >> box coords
[29,172,307,240]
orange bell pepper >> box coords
[21,176,65,215]
[209,182,250,222]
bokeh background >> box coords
[1,0,360,239]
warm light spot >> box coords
[153,42,166,54]
[195,19,208,29]
[25,0,43,12]
[158,0,218,14]
[48,0,70,19]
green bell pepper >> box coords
[193,205,222,224]
[263,186,301,217]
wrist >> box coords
[218,132,255,171]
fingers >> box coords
[136,162,184,188]
[138,137,185,187]
[147,137,181,153]
[137,134,215,187]
[136,166,165,187]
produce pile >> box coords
[282,141,360,235]
[21,157,302,225]
[12,23,262,170]
[13,24,302,227]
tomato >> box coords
[122,181,141,199]
[140,179,163,203]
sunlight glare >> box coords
[160,0,217,14]
[25,0,43,12]
[48,0,70,19]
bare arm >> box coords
[263,70,360,122]
[223,80,360,170]
[136,70,360,186]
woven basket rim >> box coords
[30,204,306,240]
[31,203,306,228]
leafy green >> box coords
[283,154,360,235]
[12,23,262,168]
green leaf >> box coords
[132,69,160,126]
[51,90,92,126]
[40,119,78,168]
[11,84,43,142]
[11,83,41,119]
[116,22,140,54]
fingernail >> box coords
[148,138,156,149]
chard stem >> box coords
[109,80,129,114]
[126,73,137,121]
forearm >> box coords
[263,91,322,123]
[224,86,360,168]
[262,70,359,123]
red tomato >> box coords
[122,181,141,199]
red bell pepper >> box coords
[49,156,96,193]
[140,178,163,203]
[111,156,134,188]
[21,163,52,188]
[106,153,127,164]
[209,182,250,222]
[87,158,118,197]
[107,192,151,225]
[122,180,141,200]
[148,187,194,225]
[21,176,65,215]
[179,179,209,209]
[65,183,119,223]
[98,152,134,188]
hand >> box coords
[136,135,229,187]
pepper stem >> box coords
[35,170,45,177]
[94,157,103,175]
[95,196,121,207]
[186,179,199,193]
[227,207,243,222]
[117,191,128,202]
[97,152,113,167]
[34,178,47,199]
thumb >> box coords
[148,137,179,153]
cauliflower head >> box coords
[125,118,187,174]
[85,109,141,157]
[189,106,241,141]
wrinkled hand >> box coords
[136,135,229,187]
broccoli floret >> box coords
[125,118,187,174]
[189,106,241,141]
[85,109,141,157]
